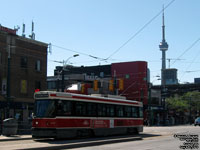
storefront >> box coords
[0,101,34,122]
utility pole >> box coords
[61,69,65,92]
[113,70,118,95]
[6,44,11,118]
[189,95,192,125]
[6,36,15,118]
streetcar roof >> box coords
[34,91,143,107]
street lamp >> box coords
[61,54,79,92]
[53,54,79,92]
[64,54,79,66]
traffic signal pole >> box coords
[61,69,64,92]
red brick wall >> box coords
[0,32,48,102]
[111,61,148,105]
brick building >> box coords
[111,61,148,104]
[0,25,48,122]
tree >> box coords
[166,91,200,116]
[182,91,200,115]
[166,95,188,112]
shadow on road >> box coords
[17,133,161,150]
[140,133,161,138]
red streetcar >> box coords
[32,91,143,139]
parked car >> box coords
[194,117,200,126]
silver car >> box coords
[194,117,200,126]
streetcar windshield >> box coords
[34,99,56,118]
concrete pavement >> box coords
[0,125,194,142]
[0,135,32,142]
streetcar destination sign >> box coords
[35,93,49,98]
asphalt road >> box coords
[0,125,199,150]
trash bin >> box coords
[2,118,18,136]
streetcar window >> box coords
[124,106,132,117]
[87,103,97,116]
[106,105,115,117]
[97,104,106,117]
[57,100,72,116]
[34,100,56,118]
[116,105,124,117]
[75,102,87,116]
[131,107,139,118]
[139,107,143,118]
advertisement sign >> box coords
[92,120,109,128]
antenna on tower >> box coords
[14,25,20,34]
[29,21,35,40]
[48,43,52,54]
[167,58,185,68]
[22,23,26,37]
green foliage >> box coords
[166,96,188,112]
[166,91,200,113]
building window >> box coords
[47,81,56,89]
[125,74,130,79]
[0,52,2,64]
[35,60,41,71]
[35,81,41,90]
[20,57,27,68]
[21,80,27,94]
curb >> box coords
[0,135,32,142]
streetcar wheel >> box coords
[88,129,94,137]
[76,130,81,137]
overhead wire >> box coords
[50,0,176,64]
[105,0,176,60]
[168,37,200,83]
[179,48,200,80]
[150,37,200,81]
[51,44,108,62]
[171,37,200,66]
[48,1,176,68]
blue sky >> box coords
[1,0,200,84]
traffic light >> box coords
[109,79,114,91]
[93,80,98,91]
[118,78,124,91]
[35,89,40,93]
[81,84,85,93]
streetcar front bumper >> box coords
[32,128,57,139]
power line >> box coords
[171,37,200,66]
[185,70,200,73]
[52,44,107,61]
[105,0,176,60]
[179,47,200,80]
[170,37,200,82]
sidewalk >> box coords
[0,135,32,142]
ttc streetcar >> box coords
[32,91,143,139]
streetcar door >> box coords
[110,119,114,128]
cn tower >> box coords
[159,8,168,85]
